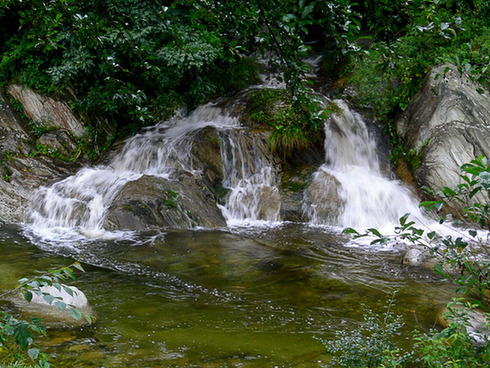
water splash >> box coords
[24,102,282,243]
[219,129,281,226]
[25,105,240,242]
[306,100,424,230]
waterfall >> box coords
[218,129,281,225]
[306,100,424,230]
[24,103,281,241]
[24,90,430,243]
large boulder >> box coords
[103,171,227,230]
[190,125,224,189]
[397,64,490,200]
[304,169,344,224]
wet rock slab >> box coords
[103,171,227,231]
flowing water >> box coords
[0,97,463,366]
[307,100,425,230]
[0,224,455,367]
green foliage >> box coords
[414,299,490,368]
[27,122,51,138]
[0,0,366,141]
[248,88,327,157]
[165,190,179,209]
[0,313,49,368]
[346,1,489,167]
[0,261,91,367]
[352,0,489,117]
[324,293,410,367]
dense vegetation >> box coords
[0,1,488,157]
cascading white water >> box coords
[218,129,281,225]
[26,105,237,240]
[25,103,282,241]
[307,100,425,230]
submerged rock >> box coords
[397,64,490,208]
[103,171,227,230]
[29,285,89,309]
[12,284,92,327]
[402,247,438,268]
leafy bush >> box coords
[346,1,489,166]
[0,262,91,367]
[323,293,410,367]
[414,299,490,368]
[335,157,490,366]
[247,88,327,157]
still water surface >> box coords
[0,224,455,367]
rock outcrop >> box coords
[103,171,227,230]
[0,87,86,224]
[304,169,344,224]
[397,64,490,202]
[7,84,85,137]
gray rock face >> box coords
[397,64,490,198]
[189,126,224,189]
[103,171,227,231]
[0,88,84,224]
[7,84,85,137]
[37,129,79,158]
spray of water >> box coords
[306,100,425,231]
[25,103,282,243]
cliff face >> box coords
[397,64,490,208]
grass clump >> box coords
[247,88,327,158]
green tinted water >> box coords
[0,224,455,367]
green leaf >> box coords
[28,347,40,360]
[63,268,76,281]
[43,294,55,305]
[73,262,85,272]
[367,228,382,237]
[24,290,33,302]
[469,187,481,198]
[84,314,93,324]
[479,171,490,190]
[63,286,74,297]
[69,308,82,321]
[434,262,444,275]
[468,230,477,238]
[399,213,410,226]
[55,301,67,311]
[420,201,443,211]
[342,227,359,235]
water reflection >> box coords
[0,224,455,367]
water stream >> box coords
[0,224,455,367]
[0,89,462,366]
[306,100,424,230]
